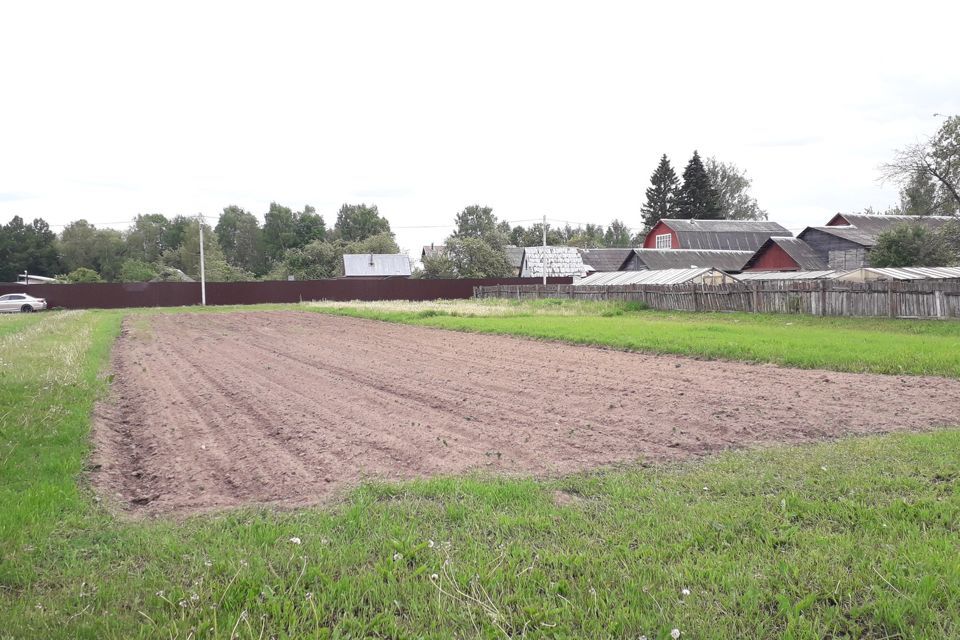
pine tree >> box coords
[641,154,679,229]
[676,150,722,219]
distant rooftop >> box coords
[655,218,792,251]
[342,253,412,277]
[520,246,587,278]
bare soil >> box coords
[91,311,960,515]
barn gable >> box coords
[743,237,826,271]
[642,219,792,251]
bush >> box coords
[118,259,158,282]
[63,267,103,283]
[870,223,954,267]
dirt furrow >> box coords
[90,311,960,515]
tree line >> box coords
[3,116,956,281]
[0,203,396,283]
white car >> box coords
[0,293,48,313]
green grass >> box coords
[308,299,960,377]
[2,307,959,638]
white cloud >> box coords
[1,0,957,254]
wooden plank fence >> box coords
[474,279,960,319]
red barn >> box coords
[642,219,792,251]
[742,237,827,271]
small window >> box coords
[655,233,672,249]
[0,295,8,301]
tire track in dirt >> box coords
[90,311,960,515]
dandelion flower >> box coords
[428,539,435,548]
[430,573,439,581]
[671,629,681,639]
[681,588,691,597]
[191,593,199,601]
[306,592,313,600]
[289,537,302,545]
[393,552,403,562]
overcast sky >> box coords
[2,0,958,256]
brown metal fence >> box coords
[0,277,572,310]
[474,280,960,319]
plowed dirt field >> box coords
[91,311,960,515]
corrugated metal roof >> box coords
[576,267,739,286]
[520,246,587,278]
[658,219,792,251]
[737,266,960,282]
[736,270,840,281]
[342,254,412,277]
[837,267,960,281]
[579,248,634,272]
[632,248,753,271]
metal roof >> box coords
[736,270,840,281]
[657,218,792,251]
[342,254,412,277]
[736,267,960,282]
[576,267,739,286]
[632,248,753,271]
[579,248,634,272]
[836,267,960,281]
[520,246,587,278]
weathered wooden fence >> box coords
[474,280,960,319]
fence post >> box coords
[819,280,827,316]
[888,280,897,318]
[691,285,699,312]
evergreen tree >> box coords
[675,150,722,219]
[641,154,680,229]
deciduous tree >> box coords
[882,115,960,216]
[869,223,954,267]
[705,157,768,220]
[333,203,391,242]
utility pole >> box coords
[198,213,207,306]
[542,214,547,285]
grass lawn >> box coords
[309,298,960,377]
[1,306,959,638]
